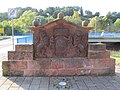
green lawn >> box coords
[110,51,120,65]
[0,36,10,40]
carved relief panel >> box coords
[34,28,87,58]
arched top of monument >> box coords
[29,12,93,33]
[30,19,92,32]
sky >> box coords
[0,0,120,16]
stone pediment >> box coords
[44,19,91,34]
[44,19,80,30]
[30,19,92,35]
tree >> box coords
[72,10,80,18]
[1,20,12,35]
[117,12,120,18]
[15,7,38,18]
[52,7,61,18]
[24,7,38,12]
[2,6,120,34]
[85,10,93,18]
[16,10,38,33]
[15,7,25,18]
[45,7,55,16]
[63,7,74,16]
[53,10,60,18]
[94,12,100,17]
[5,10,38,34]
[0,12,8,21]
[80,7,84,16]
[114,18,120,27]
[88,16,97,27]
[106,12,117,23]
[88,16,102,32]
[64,16,82,25]
[100,16,110,30]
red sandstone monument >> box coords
[2,13,115,76]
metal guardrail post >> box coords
[25,37,27,43]
[17,38,19,43]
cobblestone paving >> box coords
[1,75,120,90]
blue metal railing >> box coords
[89,32,120,37]
[17,35,33,43]
[16,32,120,44]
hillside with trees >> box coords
[0,6,120,35]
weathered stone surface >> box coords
[15,44,33,51]
[51,58,63,69]
[9,61,27,70]
[34,69,46,76]
[88,50,110,59]
[76,68,91,75]
[57,69,77,76]
[2,61,25,76]
[88,43,106,51]
[30,19,90,58]
[2,58,115,76]
[27,59,51,69]
[90,59,115,73]
[8,51,33,60]
[91,67,112,75]
[63,58,84,68]
[2,61,10,76]
[8,70,24,76]
[24,70,36,76]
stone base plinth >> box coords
[2,43,116,76]
[2,58,115,76]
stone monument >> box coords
[2,13,115,76]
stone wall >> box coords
[8,44,33,60]
[88,43,115,75]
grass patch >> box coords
[0,36,10,40]
[110,51,120,65]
